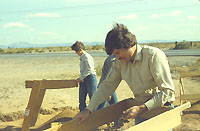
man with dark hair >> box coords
[74,23,175,128]
[71,41,98,112]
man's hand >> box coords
[73,109,91,125]
[76,78,83,83]
[122,104,147,119]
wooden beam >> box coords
[46,98,173,131]
[44,101,190,131]
[57,98,140,131]
[125,102,191,131]
[22,81,42,131]
[30,89,46,126]
[44,123,62,131]
[33,108,77,130]
[179,70,200,78]
[180,94,200,100]
[26,80,78,89]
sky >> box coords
[0,0,200,46]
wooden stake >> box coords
[30,88,46,126]
[21,81,42,131]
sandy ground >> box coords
[0,53,200,130]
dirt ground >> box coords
[0,54,199,131]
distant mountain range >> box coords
[0,40,196,49]
[0,41,105,49]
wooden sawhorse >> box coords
[179,70,200,104]
[21,80,78,131]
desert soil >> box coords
[0,53,199,131]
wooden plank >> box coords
[179,70,200,78]
[180,94,200,100]
[30,89,46,126]
[57,98,140,131]
[44,101,190,131]
[44,123,61,131]
[22,81,42,131]
[139,106,171,119]
[56,99,173,131]
[43,107,171,131]
[125,102,191,131]
[41,102,171,131]
[126,109,181,131]
[33,108,77,130]
[26,80,78,89]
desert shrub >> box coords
[193,41,200,48]
[174,40,191,49]
[0,48,4,53]
[85,46,92,51]
[196,58,200,65]
[16,50,26,53]
[91,44,104,50]
[174,43,190,49]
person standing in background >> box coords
[97,54,118,109]
[71,41,98,112]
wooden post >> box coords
[31,88,46,126]
[179,77,186,104]
[21,81,42,131]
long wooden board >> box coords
[43,98,176,131]
[32,108,78,130]
[125,102,191,131]
[179,70,200,78]
[57,98,136,131]
[180,94,200,100]
[26,80,78,89]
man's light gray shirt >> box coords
[79,50,96,80]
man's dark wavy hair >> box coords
[105,23,137,55]
[71,41,85,52]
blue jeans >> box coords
[135,102,174,131]
[97,91,118,110]
[79,74,97,112]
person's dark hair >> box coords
[71,41,85,52]
[105,23,137,55]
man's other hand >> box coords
[122,104,147,119]
[73,109,91,125]
[76,78,83,83]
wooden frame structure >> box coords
[21,80,78,131]
[22,77,195,131]
[178,70,200,104]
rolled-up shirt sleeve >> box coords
[145,50,175,110]
[87,61,122,112]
